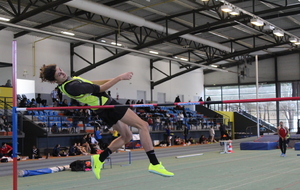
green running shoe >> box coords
[148,162,174,177]
[91,154,104,180]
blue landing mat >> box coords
[240,141,278,150]
[240,135,279,150]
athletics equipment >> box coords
[175,153,204,159]
[18,165,69,177]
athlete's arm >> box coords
[99,72,133,92]
[90,79,111,85]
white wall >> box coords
[0,30,204,103]
[0,30,13,85]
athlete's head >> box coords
[40,64,68,84]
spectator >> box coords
[94,126,103,149]
[81,134,91,153]
[206,96,211,109]
[219,124,228,140]
[177,112,184,130]
[61,99,70,115]
[50,87,59,105]
[165,126,171,146]
[209,126,217,143]
[4,79,12,87]
[199,135,208,144]
[125,99,130,104]
[174,136,183,145]
[51,123,59,134]
[154,116,161,131]
[90,133,101,152]
[0,142,13,158]
[57,87,63,103]
[174,96,181,103]
[0,115,11,133]
[111,129,119,143]
[30,145,42,159]
[198,97,203,102]
[52,144,61,157]
[69,143,78,156]
[187,137,195,144]
[183,126,189,144]
[29,98,37,107]
[19,98,28,107]
[36,93,47,107]
[277,121,289,157]
[79,105,91,131]
[76,142,88,155]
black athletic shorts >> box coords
[95,99,129,127]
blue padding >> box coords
[240,141,278,150]
[294,142,300,150]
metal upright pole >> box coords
[255,55,260,137]
[12,40,18,190]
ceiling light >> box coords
[250,18,264,26]
[263,25,274,31]
[0,17,10,21]
[295,40,300,45]
[61,31,75,36]
[221,5,232,12]
[180,58,188,61]
[100,39,106,43]
[229,8,240,15]
[210,64,218,68]
[273,29,284,37]
[149,51,159,54]
[111,42,122,46]
[201,0,210,1]
[289,38,297,43]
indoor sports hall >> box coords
[1,1,300,190]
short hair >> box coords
[2,142,6,146]
[40,64,57,83]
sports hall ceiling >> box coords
[0,0,300,81]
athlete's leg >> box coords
[91,121,132,180]
[107,121,132,152]
[120,109,153,152]
[120,109,174,176]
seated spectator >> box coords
[29,98,37,107]
[51,123,59,134]
[0,142,13,158]
[199,135,208,144]
[4,79,12,87]
[81,135,91,153]
[0,115,11,133]
[19,98,28,107]
[187,137,195,144]
[36,93,47,107]
[125,99,130,104]
[53,144,62,156]
[90,133,100,153]
[76,143,88,155]
[174,136,183,145]
[69,143,78,156]
[30,145,42,159]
